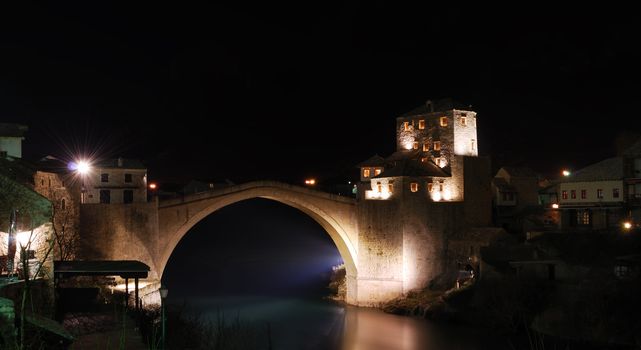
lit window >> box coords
[597,189,603,199]
[440,117,448,127]
[562,190,568,199]
[101,173,109,182]
[613,188,620,198]
[125,173,132,183]
[423,142,430,151]
[410,183,419,192]
[581,190,586,199]
[377,182,382,192]
[413,142,419,150]
[418,120,425,129]
[579,210,591,225]
[460,117,467,126]
[571,190,576,199]
[427,183,433,192]
[615,265,630,278]
[374,168,382,176]
[434,141,441,151]
[470,139,476,152]
[363,169,370,178]
[434,157,441,166]
[439,182,444,191]
[388,184,393,193]
[403,121,410,131]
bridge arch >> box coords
[156,181,358,300]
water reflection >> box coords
[178,296,502,350]
[339,305,491,350]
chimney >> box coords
[117,157,123,167]
[426,100,434,112]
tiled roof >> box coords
[500,166,538,178]
[385,150,421,162]
[373,159,449,178]
[399,98,472,117]
[564,157,623,182]
[95,158,146,169]
[0,123,28,137]
[356,154,386,167]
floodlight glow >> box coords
[17,231,31,246]
[552,203,559,209]
[562,170,570,177]
[74,160,91,175]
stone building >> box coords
[33,156,81,261]
[355,98,492,294]
[81,158,147,204]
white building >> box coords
[82,158,147,204]
[0,123,28,159]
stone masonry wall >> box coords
[79,201,159,279]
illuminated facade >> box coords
[355,98,491,296]
[359,99,480,203]
[82,158,148,204]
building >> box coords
[0,123,28,159]
[81,158,147,204]
[354,98,492,292]
[491,166,541,233]
[544,139,641,231]
[358,98,485,207]
[0,168,53,278]
[33,156,81,261]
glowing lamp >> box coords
[562,170,571,177]
[149,183,157,190]
[552,203,559,209]
[432,191,442,202]
[623,221,632,230]
[17,231,31,247]
[305,179,316,185]
[69,160,91,174]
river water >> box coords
[171,296,524,350]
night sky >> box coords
[3,3,641,295]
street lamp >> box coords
[159,285,168,350]
[69,160,91,203]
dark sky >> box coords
[2,2,641,184]
[3,2,641,297]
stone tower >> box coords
[355,98,490,298]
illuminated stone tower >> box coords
[355,98,490,299]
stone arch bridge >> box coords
[80,180,471,305]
